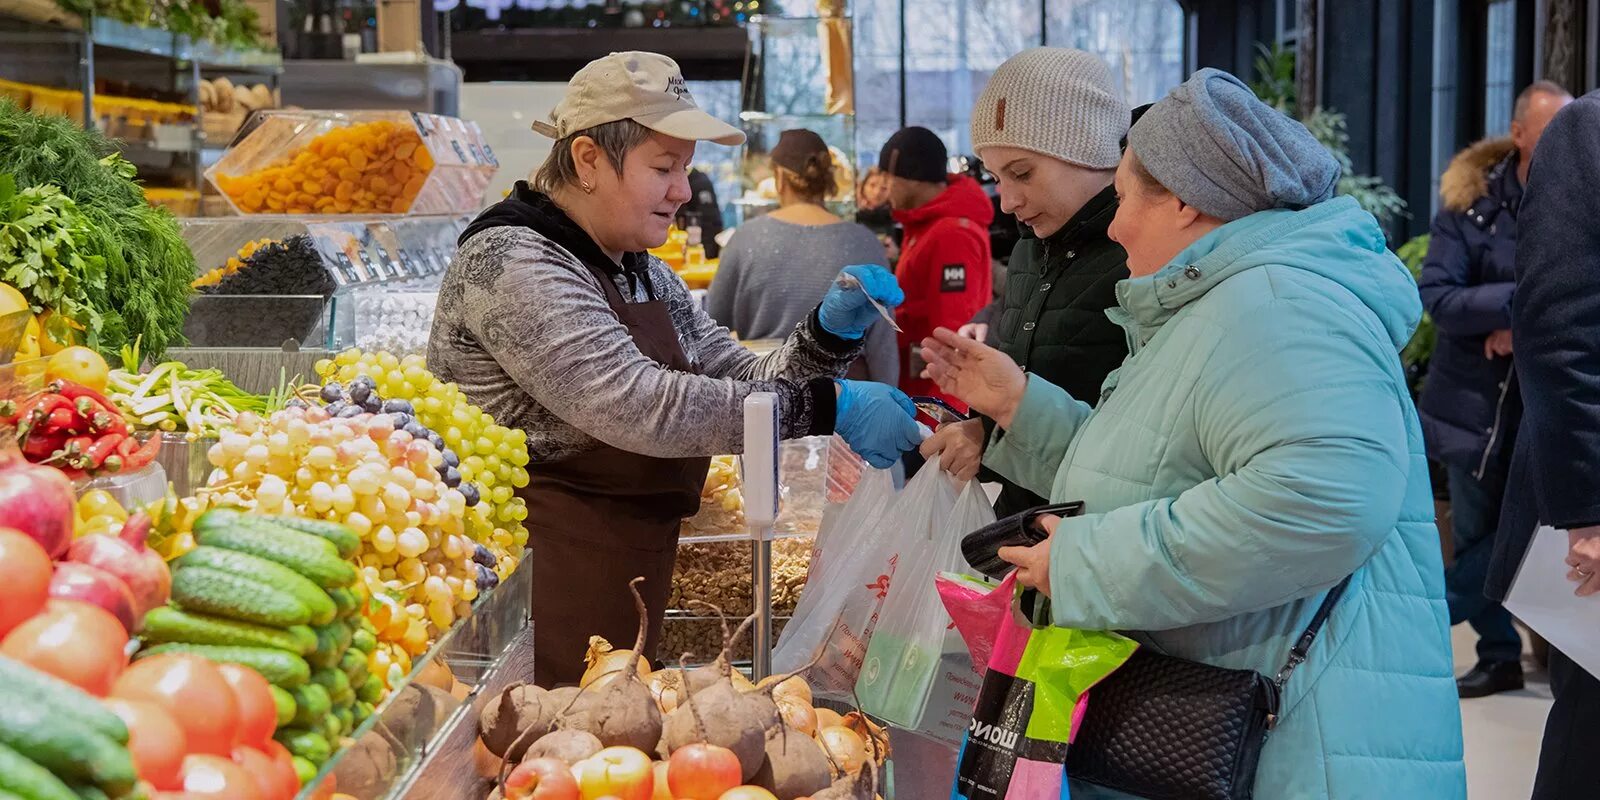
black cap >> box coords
[879,126,948,183]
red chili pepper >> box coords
[63,435,94,469]
[42,407,79,435]
[84,433,126,469]
[116,436,139,458]
[21,430,67,460]
[50,381,120,415]
[89,411,127,435]
[15,394,73,439]
[99,454,123,473]
[122,435,161,470]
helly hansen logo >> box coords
[941,264,967,292]
[968,718,1020,750]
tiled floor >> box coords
[1454,625,1554,799]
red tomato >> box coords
[0,528,51,638]
[103,697,188,790]
[217,663,277,749]
[112,655,240,756]
[0,598,128,695]
[233,745,293,800]
[262,740,301,795]
[177,753,262,800]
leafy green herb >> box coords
[0,174,107,348]
[0,100,196,359]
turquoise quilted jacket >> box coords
[986,197,1466,799]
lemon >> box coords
[46,345,110,392]
[0,283,41,362]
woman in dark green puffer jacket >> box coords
[920,47,1133,518]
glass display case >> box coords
[662,435,865,664]
[178,214,466,350]
[206,109,498,217]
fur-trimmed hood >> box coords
[1439,137,1517,212]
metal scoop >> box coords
[835,271,902,333]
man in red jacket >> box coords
[880,126,994,410]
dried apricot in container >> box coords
[205,110,497,216]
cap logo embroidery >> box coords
[995,97,1007,132]
[666,75,691,101]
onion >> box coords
[580,635,650,689]
[813,707,844,734]
[648,670,685,714]
[778,698,817,737]
[817,726,866,777]
[758,674,814,708]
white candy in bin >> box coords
[205,110,498,217]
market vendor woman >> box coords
[428,52,921,686]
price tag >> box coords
[355,247,383,283]
[334,252,361,285]
[374,244,403,280]
[468,142,487,165]
[482,143,499,166]
[400,249,425,277]
[450,139,469,165]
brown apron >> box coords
[515,261,710,687]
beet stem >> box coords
[625,577,648,679]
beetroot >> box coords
[0,450,76,558]
[559,578,663,753]
[48,561,139,633]
[68,512,169,618]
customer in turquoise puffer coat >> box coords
[920,69,1465,799]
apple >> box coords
[668,743,742,799]
[505,757,581,800]
[573,747,653,800]
[717,789,778,800]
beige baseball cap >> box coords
[533,51,746,146]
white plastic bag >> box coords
[855,468,995,742]
[771,467,899,697]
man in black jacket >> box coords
[920,48,1133,518]
[1489,90,1600,800]
[1418,80,1571,698]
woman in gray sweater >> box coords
[707,129,898,384]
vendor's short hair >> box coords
[533,118,654,193]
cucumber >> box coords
[270,685,297,728]
[0,701,135,796]
[339,648,368,684]
[0,658,127,745]
[138,606,314,656]
[276,729,331,765]
[68,789,107,800]
[291,684,332,728]
[357,674,384,704]
[170,567,311,627]
[0,741,77,800]
[354,701,374,723]
[137,644,310,689]
[175,548,337,625]
[311,667,351,701]
[195,520,355,589]
[256,514,360,559]
[327,587,359,619]
[291,756,318,785]
[308,623,352,670]
[349,627,377,654]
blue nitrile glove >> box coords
[835,380,923,469]
[819,264,905,340]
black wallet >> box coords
[960,501,1086,580]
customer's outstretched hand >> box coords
[920,327,1027,427]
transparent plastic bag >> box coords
[771,467,899,697]
[855,461,995,737]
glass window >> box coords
[903,0,1043,158]
[686,80,744,227]
[853,0,904,167]
[1484,0,1516,135]
[1430,0,1459,213]
[1044,0,1185,107]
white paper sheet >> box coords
[1504,525,1600,679]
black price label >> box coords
[375,244,401,280]
[450,140,468,164]
[334,252,360,285]
[482,143,499,166]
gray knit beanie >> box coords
[1128,68,1340,221]
[971,48,1128,169]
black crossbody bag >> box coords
[1063,576,1351,800]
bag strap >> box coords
[1273,575,1352,688]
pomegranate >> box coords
[49,561,139,634]
[68,511,170,617]
[0,449,75,558]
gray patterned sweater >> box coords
[427,186,860,463]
